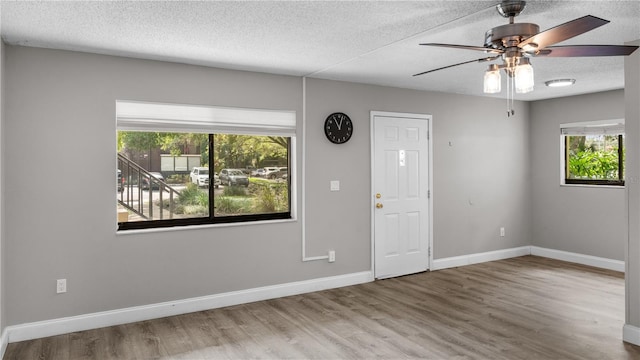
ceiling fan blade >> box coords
[420,43,503,54]
[519,15,609,50]
[413,55,500,77]
[534,45,639,57]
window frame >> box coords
[116,101,295,231]
[560,120,625,187]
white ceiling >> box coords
[1,1,639,101]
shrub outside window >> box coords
[562,121,624,186]
[116,101,295,231]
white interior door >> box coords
[372,113,430,279]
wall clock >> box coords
[324,112,353,144]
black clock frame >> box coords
[324,112,353,144]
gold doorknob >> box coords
[376,203,383,209]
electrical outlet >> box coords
[328,250,336,263]
[500,227,505,237]
[56,279,67,294]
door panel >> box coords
[407,212,420,252]
[373,115,430,279]
[384,213,400,256]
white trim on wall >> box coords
[623,324,640,346]
[530,246,625,272]
[432,246,624,273]
[0,329,8,360]
[432,246,532,270]
[5,271,373,343]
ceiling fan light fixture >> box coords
[484,64,502,93]
[545,79,576,87]
[515,58,534,93]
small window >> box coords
[561,121,624,186]
[116,101,295,230]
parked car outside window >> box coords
[219,168,249,186]
[141,172,165,190]
[263,167,280,179]
[191,167,219,188]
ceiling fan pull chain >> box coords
[509,76,512,116]
[506,73,511,117]
[511,75,516,116]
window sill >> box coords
[116,217,297,236]
[560,183,625,189]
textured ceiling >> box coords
[1,1,639,101]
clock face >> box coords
[324,112,353,144]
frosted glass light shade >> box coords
[515,63,534,93]
[483,66,501,93]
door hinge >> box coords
[427,130,430,140]
[428,247,431,256]
[428,190,431,199]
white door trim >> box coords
[370,111,434,275]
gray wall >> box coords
[305,79,532,259]
[3,45,531,326]
[530,90,627,261]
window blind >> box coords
[116,100,296,136]
[561,122,624,135]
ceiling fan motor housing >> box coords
[484,23,540,50]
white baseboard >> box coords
[624,324,640,346]
[4,246,625,345]
[1,328,8,360]
[530,246,625,272]
[6,271,373,343]
[432,246,531,271]
[432,246,624,273]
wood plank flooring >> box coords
[5,256,640,359]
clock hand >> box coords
[335,117,343,131]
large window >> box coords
[561,121,624,186]
[116,101,295,230]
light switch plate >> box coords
[330,180,340,191]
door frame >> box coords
[370,111,434,276]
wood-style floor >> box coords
[5,256,640,359]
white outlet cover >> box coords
[330,180,340,191]
[328,250,336,262]
[56,279,67,293]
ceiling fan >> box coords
[413,0,638,116]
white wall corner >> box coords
[432,246,531,271]
[6,270,373,343]
[623,324,640,346]
[530,246,625,273]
